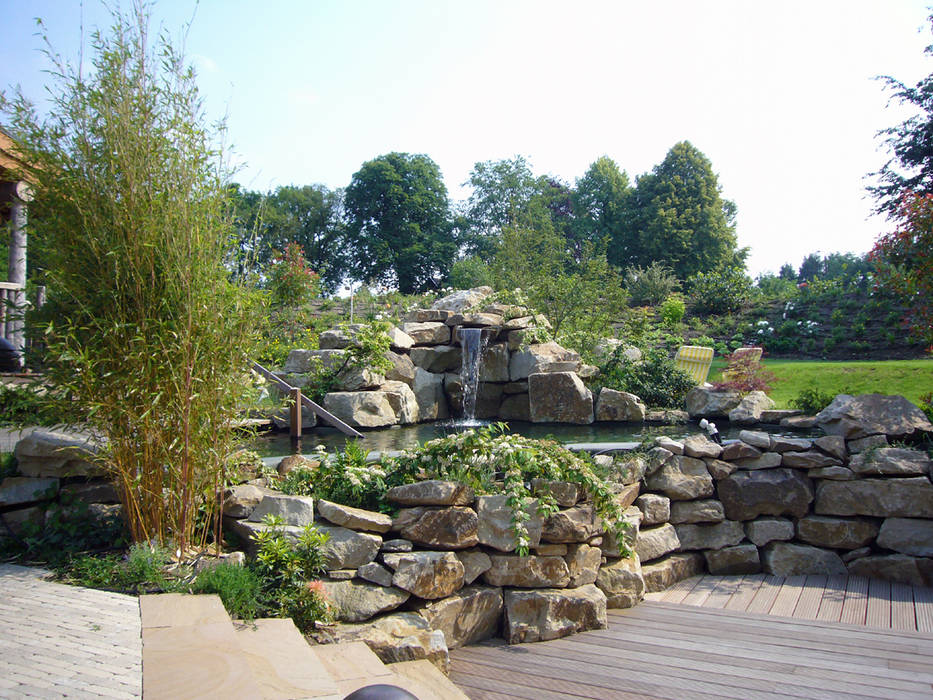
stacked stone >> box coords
[224,473,650,659]
[277,286,652,427]
[633,394,933,589]
[1,430,121,541]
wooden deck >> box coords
[450,576,933,700]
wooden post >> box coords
[289,387,302,439]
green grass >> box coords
[709,358,933,409]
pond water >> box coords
[249,420,811,458]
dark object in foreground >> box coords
[344,685,419,700]
[0,337,20,372]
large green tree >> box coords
[344,152,454,294]
[620,141,742,279]
[463,156,543,256]
[571,156,631,258]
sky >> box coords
[1,0,931,278]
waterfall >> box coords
[458,327,487,423]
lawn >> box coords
[708,357,933,409]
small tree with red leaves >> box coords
[712,350,777,395]
[268,242,320,307]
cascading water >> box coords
[457,327,487,424]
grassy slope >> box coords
[709,358,933,408]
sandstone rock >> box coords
[807,466,856,480]
[847,554,933,587]
[414,586,503,649]
[443,375,504,419]
[380,381,419,424]
[635,523,680,563]
[814,436,847,461]
[478,342,510,383]
[636,494,670,526]
[641,553,705,593]
[432,287,494,313]
[705,545,761,575]
[455,549,492,585]
[222,484,266,519]
[656,437,684,455]
[59,481,120,505]
[564,543,602,587]
[384,551,465,599]
[815,393,933,440]
[737,430,771,450]
[847,435,888,453]
[284,348,331,373]
[386,325,415,351]
[328,570,355,581]
[598,507,641,558]
[498,393,530,421]
[675,520,745,551]
[645,446,675,476]
[322,580,410,622]
[728,391,776,424]
[536,544,568,555]
[0,477,58,507]
[849,447,932,477]
[323,391,397,428]
[405,308,453,323]
[392,506,479,550]
[644,408,688,423]
[316,499,393,533]
[448,313,504,329]
[704,459,738,480]
[381,539,413,553]
[411,368,449,421]
[782,451,842,469]
[528,372,594,424]
[669,499,725,524]
[760,409,803,423]
[316,525,383,570]
[733,452,783,471]
[509,342,583,381]
[482,554,570,588]
[780,415,819,429]
[842,547,872,564]
[503,380,528,394]
[718,469,814,521]
[685,387,741,418]
[682,434,723,459]
[333,366,385,392]
[796,516,879,550]
[247,494,314,527]
[762,542,847,576]
[721,441,761,461]
[387,480,475,507]
[319,612,449,673]
[318,327,359,350]
[542,504,602,543]
[357,562,394,587]
[276,455,317,477]
[876,517,933,557]
[815,477,933,518]
[0,505,44,535]
[475,494,544,552]
[503,585,607,644]
[744,518,795,547]
[770,436,814,453]
[384,351,416,385]
[596,556,645,608]
[14,430,101,478]
[613,483,641,510]
[613,455,648,486]
[400,321,451,346]
[644,456,714,501]
[530,479,581,507]
[410,345,461,373]
[595,389,646,422]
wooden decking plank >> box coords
[793,575,826,619]
[914,585,933,633]
[724,573,766,611]
[841,575,870,625]
[890,582,917,632]
[745,575,785,613]
[656,574,703,603]
[815,574,847,622]
[703,574,746,609]
[770,574,807,617]
[867,577,892,629]
[679,574,720,607]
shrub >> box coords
[191,563,264,621]
[598,347,696,409]
[267,242,320,307]
[58,543,176,593]
[659,295,686,326]
[920,392,933,423]
[790,387,836,415]
[624,262,681,306]
[712,351,777,395]
[449,256,494,289]
[687,266,753,314]
[278,441,389,513]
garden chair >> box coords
[674,345,715,385]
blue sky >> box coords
[2,0,931,277]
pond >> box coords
[248,419,813,459]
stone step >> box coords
[312,640,395,685]
[235,618,341,700]
[386,659,472,700]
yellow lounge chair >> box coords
[674,345,715,385]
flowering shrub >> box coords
[268,242,320,307]
[278,441,389,513]
[391,424,632,556]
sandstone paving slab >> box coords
[0,564,142,698]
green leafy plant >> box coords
[919,392,933,423]
[790,387,836,415]
[659,295,686,326]
[267,242,321,307]
[624,262,681,307]
[278,441,388,512]
[57,543,178,593]
[597,347,696,409]
[687,266,753,314]
[191,563,264,621]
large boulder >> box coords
[384,351,416,385]
[565,543,603,587]
[392,506,479,550]
[847,554,933,587]
[636,494,671,526]
[498,393,530,421]
[479,342,511,383]
[644,456,714,501]
[502,585,607,644]
[247,494,315,527]
[705,544,761,575]
[482,554,570,588]
[443,375,503,419]
[781,451,842,469]
[528,372,594,424]
[541,504,602,543]
[728,391,776,424]
[635,523,680,563]
[509,342,582,381]
[456,549,493,585]
[815,477,933,518]
[316,525,383,570]
[431,286,494,313]
[685,387,741,418]
[595,389,646,422]
[409,345,462,373]
[322,580,410,622]
[380,381,420,424]
[400,321,451,346]
[284,348,343,373]
[682,435,723,459]
[848,448,932,477]
[669,499,725,524]
[876,517,933,557]
[475,494,544,552]
[795,516,878,550]
[641,553,705,593]
[744,517,795,547]
[411,368,449,421]
[386,480,474,507]
[595,556,645,608]
[413,586,503,649]
[333,367,385,392]
[814,393,933,439]
[718,468,814,521]
[383,551,465,599]
[323,391,397,428]
[674,520,745,551]
[318,612,449,673]
[762,542,847,576]
[13,430,102,478]
[386,325,415,351]
[0,477,59,507]
[315,500,392,533]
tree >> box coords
[869,14,933,216]
[1,5,258,551]
[463,156,541,256]
[870,192,933,347]
[571,156,631,257]
[622,141,743,279]
[344,152,454,294]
